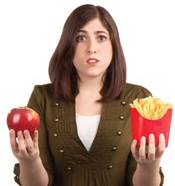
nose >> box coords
[87,50,96,54]
[87,38,98,54]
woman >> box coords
[10,4,164,186]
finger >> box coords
[139,136,146,160]
[131,139,139,160]
[33,130,39,149]
[148,134,156,160]
[157,133,166,158]
[23,130,34,153]
[9,129,18,154]
[17,131,28,156]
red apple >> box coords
[7,107,40,134]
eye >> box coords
[75,35,87,42]
[97,35,108,42]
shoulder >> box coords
[31,83,54,98]
[32,83,53,92]
[28,83,54,105]
[27,83,55,114]
[121,82,152,101]
[125,82,151,94]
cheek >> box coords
[73,53,82,66]
[75,44,86,54]
[73,49,80,65]
[102,42,112,54]
[73,53,84,70]
[73,45,86,62]
[102,46,113,64]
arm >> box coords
[10,130,49,186]
[133,162,161,186]
[131,134,165,186]
[19,159,48,186]
[11,85,55,185]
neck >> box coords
[78,77,103,94]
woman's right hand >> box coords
[9,129,40,163]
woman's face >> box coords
[73,18,113,81]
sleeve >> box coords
[13,85,55,186]
[138,85,152,98]
[125,151,137,186]
[125,85,164,185]
[13,163,21,185]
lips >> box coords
[86,58,100,64]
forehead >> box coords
[78,18,109,34]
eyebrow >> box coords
[78,29,109,35]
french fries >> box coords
[130,96,172,120]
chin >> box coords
[86,73,104,79]
[79,69,105,80]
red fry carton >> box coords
[130,98,173,147]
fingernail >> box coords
[141,136,146,140]
[17,130,22,135]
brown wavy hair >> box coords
[49,4,126,102]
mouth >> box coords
[86,58,100,65]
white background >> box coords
[0,0,175,185]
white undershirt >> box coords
[76,113,101,151]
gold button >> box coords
[55,102,59,106]
[53,133,58,137]
[67,167,72,171]
[121,101,126,105]
[119,115,124,120]
[54,117,59,122]
[112,146,117,151]
[59,149,64,153]
[117,131,122,136]
[108,165,113,169]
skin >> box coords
[73,18,113,83]
[131,133,165,186]
[73,18,112,116]
[9,18,165,186]
[10,130,48,186]
[10,130,39,163]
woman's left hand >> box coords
[131,133,165,168]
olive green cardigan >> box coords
[13,83,164,186]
